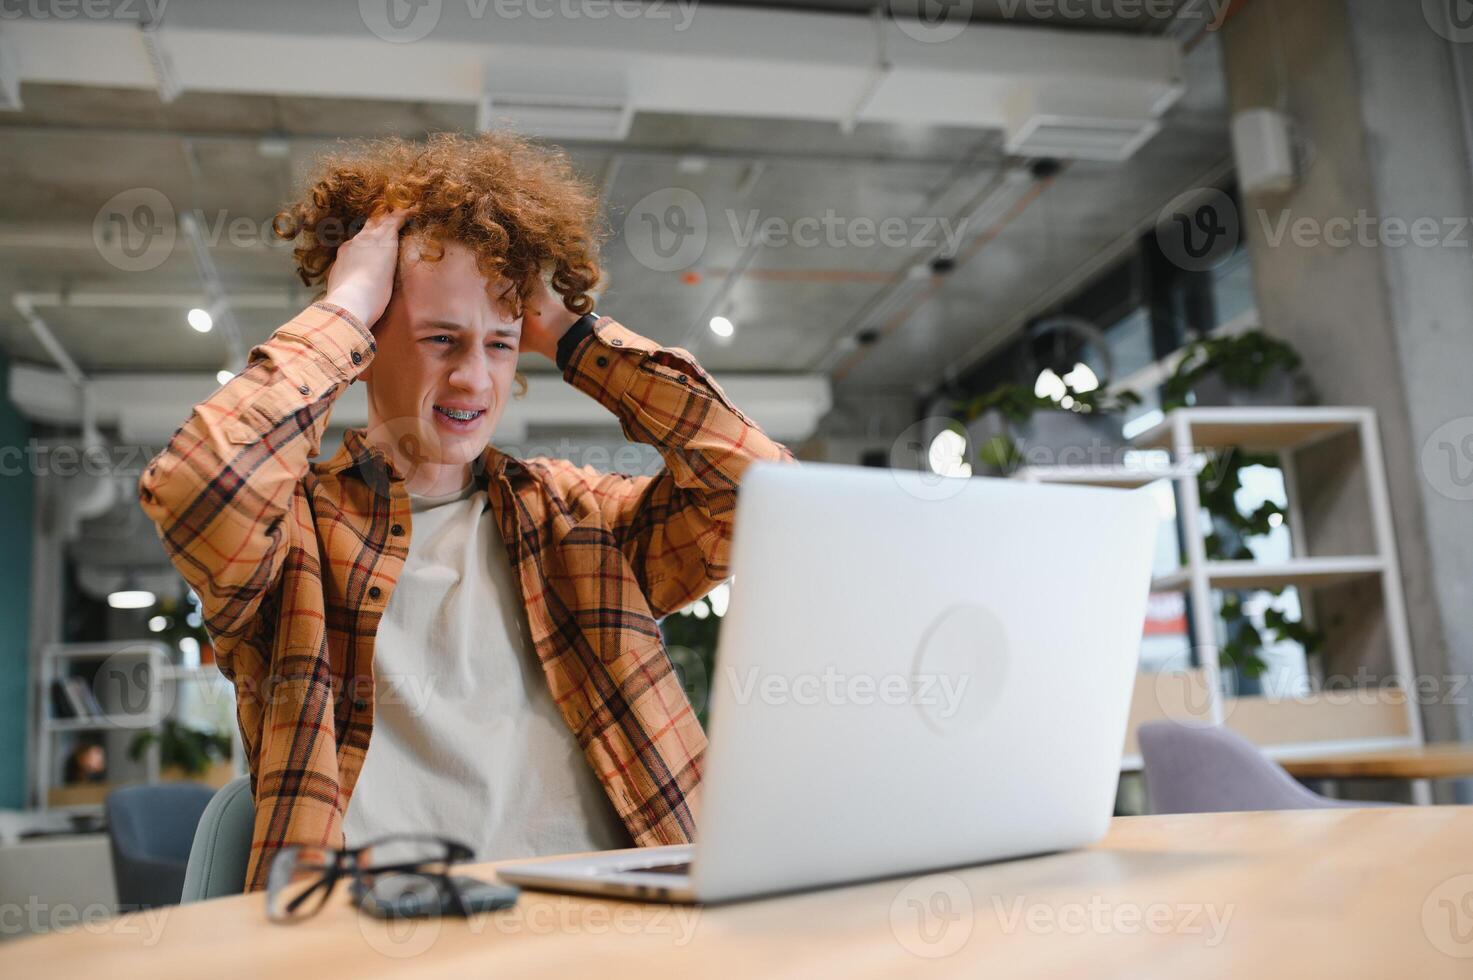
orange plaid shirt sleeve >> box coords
[140,302,794,891]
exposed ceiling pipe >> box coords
[808,153,1045,380]
[10,293,119,537]
[13,289,293,309]
[829,166,1061,384]
[0,24,19,111]
[0,121,990,173]
[12,294,85,387]
[8,362,832,445]
[838,4,892,136]
[933,155,1237,401]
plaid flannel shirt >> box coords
[139,301,793,891]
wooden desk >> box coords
[9,809,1473,978]
[1278,742,1473,781]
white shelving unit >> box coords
[1016,407,1427,798]
[35,642,168,813]
[33,640,246,813]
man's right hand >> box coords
[321,207,410,330]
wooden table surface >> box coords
[8,808,1473,978]
[1277,742,1473,781]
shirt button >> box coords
[298,385,311,396]
[610,338,623,347]
[391,523,404,536]
[368,586,382,600]
[677,374,688,384]
[596,356,609,368]
[351,350,363,365]
[353,698,368,711]
[369,341,377,353]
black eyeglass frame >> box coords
[266,834,475,923]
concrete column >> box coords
[1220,0,1473,754]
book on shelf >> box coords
[51,677,106,721]
[70,676,104,716]
[50,678,78,720]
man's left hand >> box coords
[520,276,585,362]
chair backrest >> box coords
[104,782,217,909]
[1137,721,1365,814]
[181,776,255,903]
[105,783,216,863]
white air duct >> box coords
[11,295,120,538]
[4,2,1184,161]
[8,363,833,447]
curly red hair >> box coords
[272,131,605,318]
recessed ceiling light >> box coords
[107,589,156,610]
[709,315,735,338]
[216,369,235,386]
[188,308,214,333]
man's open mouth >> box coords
[433,405,486,423]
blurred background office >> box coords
[1,0,1471,940]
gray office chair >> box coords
[104,782,216,909]
[181,776,255,903]
[1137,720,1391,814]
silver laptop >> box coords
[497,461,1160,904]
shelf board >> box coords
[1152,556,1385,593]
[46,715,161,732]
[1132,408,1368,453]
[158,664,221,680]
[44,643,167,662]
[1012,464,1196,489]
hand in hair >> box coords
[321,207,411,329]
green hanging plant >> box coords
[1198,449,1325,678]
[1164,330,1303,411]
[128,719,232,777]
[956,382,1142,473]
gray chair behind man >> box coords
[1137,720,1388,814]
[180,775,255,903]
[104,782,216,909]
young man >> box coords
[139,133,793,891]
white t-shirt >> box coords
[342,480,631,861]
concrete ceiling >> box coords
[710,0,1205,34]
[0,0,1232,422]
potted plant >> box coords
[1164,330,1308,410]
[129,719,233,782]
[959,381,1142,474]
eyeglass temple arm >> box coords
[284,869,340,915]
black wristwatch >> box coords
[555,313,599,372]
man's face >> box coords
[360,238,522,471]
